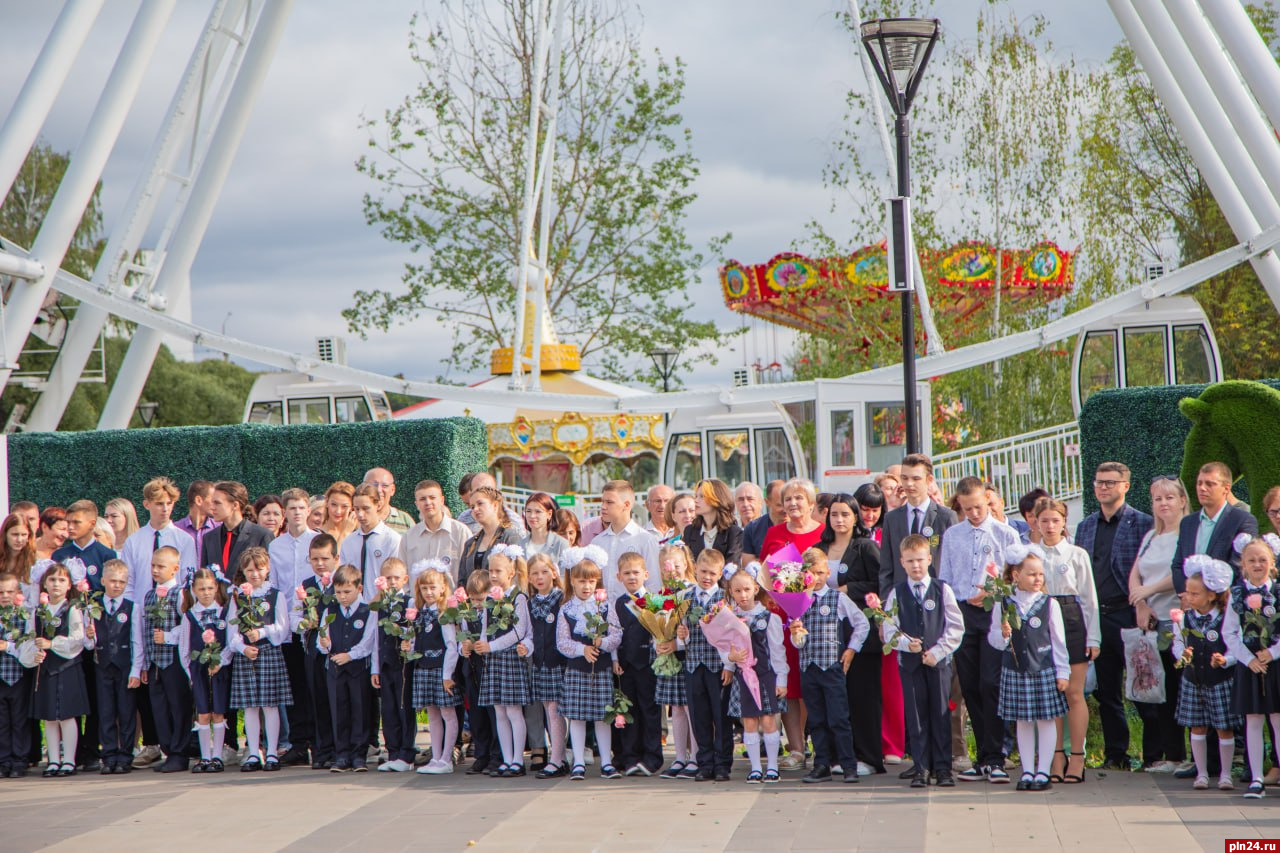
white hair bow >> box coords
[490,543,526,562]
[1235,532,1280,556]
[1003,543,1045,566]
[722,561,760,581]
[410,558,449,582]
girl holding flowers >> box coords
[723,563,787,783]
[527,552,568,778]
[655,542,698,778]
[409,567,461,775]
[1224,534,1280,799]
[473,545,533,777]
[178,567,232,773]
[227,547,292,772]
[1173,556,1239,792]
[555,553,622,781]
[21,563,87,777]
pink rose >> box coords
[772,579,784,593]
[865,592,882,611]
[489,585,504,601]
[295,586,307,601]
[985,562,1000,578]
[375,576,389,592]
[803,572,815,587]
[445,595,459,609]
[1169,608,1184,624]
[239,583,253,597]
[453,587,467,600]
[12,593,23,606]
[594,588,608,603]
[155,585,169,599]
[405,608,419,621]
[614,714,626,729]
[202,629,216,644]
[75,579,90,593]
[320,572,333,588]
[39,592,49,605]
[663,559,675,574]
[1247,593,1264,611]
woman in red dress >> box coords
[759,478,824,771]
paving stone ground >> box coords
[1,758,1277,852]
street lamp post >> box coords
[860,17,940,455]
[648,347,680,393]
[136,400,159,428]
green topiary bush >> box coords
[9,417,487,522]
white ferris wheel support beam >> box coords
[0,0,105,204]
[0,0,176,386]
[98,0,295,430]
[1200,1,1280,135]
[1111,0,1280,311]
[26,0,255,433]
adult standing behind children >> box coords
[1171,462,1258,592]
[175,480,217,559]
[456,487,522,589]
[741,480,785,564]
[683,479,744,567]
[363,468,415,535]
[1075,461,1153,771]
[397,480,470,581]
[34,507,68,562]
[200,481,276,573]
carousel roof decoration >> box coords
[721,241,1075,342]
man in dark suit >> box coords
[878,453,959,775]
[1171,461,1258,593]
[1075,462,1153,771]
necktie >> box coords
[360,533,372,577]
[108,598,117,616]
[911,509,921,535]
[913,582,924,603]
[153,529,161,552]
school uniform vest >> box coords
[1183,608,1231,687]
[36,602,77,676]
[530,590,565,669]
[377,593,411,669]
[144,588,181,669]
[413,608,448,670]
[0,608,27,685]
[800,591,843,670]
[895,579,945,673]
[682,587,724,671]
[615,594,651,669]
[744,609,772,678]
[186,605,228,660]
[327,602,371,669]
[565,603,611,674]
[96,598,137,674]
[241,594,277,647]
[1005,594,1054,673]
[1230,583,1279,655]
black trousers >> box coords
[955,602,1005,767]
[76,654,100,764]
[303,651,334,763]
[281,641,314,752]
[617,660,663,772]
[1135,644,1184,764]
[847,645,885,772]
[1096,608,1135,762]
[803,664,855,770]
[0,674,31,770]
[96,662,137,767]
[686,665,733,773]
[148,662,191,760]
[901,660,952,773]
[378,662,417,763]
[135,681,159,745]
[326,663,369,765]
[463,661,496,769]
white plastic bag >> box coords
[1084,660,1097,695]
[1122,627,1165,704]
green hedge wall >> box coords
[8,417,487,522]
[1079,380,1280,518]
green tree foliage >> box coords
[346,0,727,385]
[0,140,104,278]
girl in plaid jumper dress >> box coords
[527,553,568,778]
[656,542,698,778]
[474,547,533,777]
[987,545,1069,792]
[556,555,622,780]
[1224,536,1280,800]
[408,567,460,775]
[177,568,232,773]
[723,564,788,784]
[1173,556,1240,792]
[227,547,293,772]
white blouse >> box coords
[986,589,1070,680]
[1039,539,1101,649]
[1135,530,1180,621]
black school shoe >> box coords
[1031,772,1051,791]
[279,746,310,766]
[843,769,860,783]
[934,769,955,787]
[659,761,686,779]
[240,756,262,773]
[207,758,224,773]
[694,767,715,782]
[803,765,832,783]
[910,772,928,788]
[898,763,921,779]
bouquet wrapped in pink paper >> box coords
[768,560,815,622]
[700,603,761,709]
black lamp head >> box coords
[860,17,941,117]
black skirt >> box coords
[1053,595,1087,665]
[32,658,89,721]
[1233,657,1280,715]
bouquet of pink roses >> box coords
[698,603,761,710]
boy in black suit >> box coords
[613,552,663,776]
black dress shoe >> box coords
[466,762,490,775]
[843,769,860,783]
[714,770,730,782]
[694,768,715,781]
[1099,757,1131,772]
[80,759,101,773]
[803,765,833,783]
[910,773,928,788]
[898,763,920,779]
[99,764,114,775]
[279,746,310,766]
[934,770,955,787]
[159,757,188,773]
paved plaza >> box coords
[0,760,1275,852]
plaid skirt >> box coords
[531,664,563,705]
[656,671,687,706]
[1177,676,1241,730]
[478,647,532,707]
[560,667,612,721]
[728,668,786,718]
[412,666,461,709]
[997,667,1066,721]
[1232,663,1280,715]
[189,662,231,716]
[230,644,293,708]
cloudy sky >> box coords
[0,0,1124,399]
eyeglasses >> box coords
[1267,508,1280,518]
[1093,479,1127,488]
[1151,474,1179,484]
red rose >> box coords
[662,599,675,611]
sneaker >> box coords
[831,764,843,774]
[1193,775,1209,790]
[132,745,163,769]
[1144,760,1178,774]
[856,761,874,777]
[425,759,455,775]
[221,745,240,767]
[883,754,904,765]
[958,765,988,782]
[778,751,805,771]
[624,764,644,777]
[988,767,1010,784]
[1219,776,1235,791]
[1245,780,1266,799]
[383,759,412,773]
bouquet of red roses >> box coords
[629,591,690,676]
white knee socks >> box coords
[495,709,514,765]
[1036,721,1056,776]
[1219,735,1235,784]
[1248,715,1265,782]
[671,705,694,766]
[427,707,460,764]
[546,702,566,766]
[744,731,761,773]
[44,720,61,765]
[212,722,227,758]
[1015,720,1058,776]
[59,719,77,766]
[1016,721,1036,776]
[263,707,280,757]
[1190,733,1207,778]
[570,719,588,768]
[245,709,261,762]
[764,731,782,771]
[593,721,613,769]
[505,706,527,766]
[197,724,212,760]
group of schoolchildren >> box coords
[0,467,1278,801]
